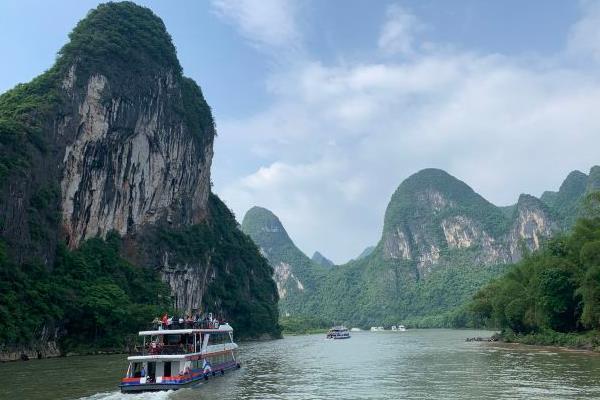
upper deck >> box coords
[138,324,233,336]
[128,321,235,361]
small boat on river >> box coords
[326,326,350,339]
[120,314,240,393]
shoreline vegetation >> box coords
[497,329,600,352]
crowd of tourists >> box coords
[151,312,221,330]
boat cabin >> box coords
[121,323,239,390]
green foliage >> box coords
[280,315,331,334]
[0,234,171,352]
[541,168,599,228]
[501,329,600,351]
[579,265,600,329]
[57,1,181,79]
[383,168,510,239]
[143,196,281,339]
[241,206,328,317]
[470,210,600,336]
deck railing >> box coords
[146,320,220,331]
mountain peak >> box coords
[357,245,375,259]
[587,166,600,192]
[241,206,294,249]
[312,251,334,268]
[383,168,508,238]
[57,2,181,80]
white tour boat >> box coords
[120,315,240,393]
[326,326,351,339]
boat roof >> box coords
[128,354,190,361]
[138,324,233,336]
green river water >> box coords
[1,329,599,399]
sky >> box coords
[1,1,600,263]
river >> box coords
[1,329,599,399]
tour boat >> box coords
[120,315,240,393]
[398,325,407,332]
[370,326,384,332]
[326,326,350,339]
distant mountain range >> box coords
[242,166,600,326]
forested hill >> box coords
[0,2,279,360]
[241,207,327,317]
[243,166,599,329]
[471,193,600,349]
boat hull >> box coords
[120,362,240,393]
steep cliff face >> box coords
[60,69,212,248]
[0,2,214,263]
[0,2,280,357]
[506,194,558,261]
[380,169,511,278]
[241,206,325,316]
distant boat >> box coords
[370,326,384,332]
[327,326,350,339]
[391,325,397,331]
[350,327,362,332]
[398,325,406,332]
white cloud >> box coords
[567,0,600,62]
[210,0,301,52]
[213,2,600,263]
[378,4,424,56]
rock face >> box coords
[60,70,212,248]
[506,195,557,262]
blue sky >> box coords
[1,1,600,262]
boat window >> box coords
[164,334,181,345]
[164,361,171,377]
[208,332,227,345]
[130,362,143,378]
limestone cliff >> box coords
[59,70,212,248]
[0,2,280,358]
[380,169,512,278]
[506,194,558,262]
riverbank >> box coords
[499,330,600,352]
